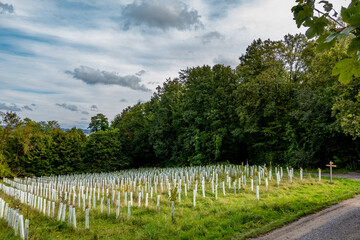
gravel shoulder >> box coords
[251,173,360,240]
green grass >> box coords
[305,168,352,174]
[1,174,360,240]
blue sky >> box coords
[0,0,347,128]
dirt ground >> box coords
[251,173,360,240]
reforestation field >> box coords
[1,164,360,240]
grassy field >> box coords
[1,174,360,240]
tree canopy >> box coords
[1,30,360,177]
[88,113,110,133]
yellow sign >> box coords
[326,161,337,168]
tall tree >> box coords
[180,65,241,165]
[147,78,185,166]
[236,38,295,165]
[88,113,109,133]
[83,129,129,172]
[112,103,155,167]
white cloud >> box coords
[0,0,349,128]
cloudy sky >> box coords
[0,0,347,129]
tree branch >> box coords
[314,8,346,28]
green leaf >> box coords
[320,1,333,12]
[332,58,360,84]
[340,26,356,36]
[305,27,315,39]
[341,4,360,26]
[323,27,354,44]
[316,33,336,51]
[354,61,360,78]
[292,5,313,28]
[348,38,360,54]
[341,7,351,23]
[338,70,354,84]
[332,59,352,75]
[305,16,329,39]
[325,31,340,43]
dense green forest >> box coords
[1,32,360,177]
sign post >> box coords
[326,161,337,183]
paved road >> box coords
[252,173,360,240]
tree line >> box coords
[1,33,359,177]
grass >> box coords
[306,168,352,174]
[306,167,360,174]
[1,173,360,240]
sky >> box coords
[0,0,348,129]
